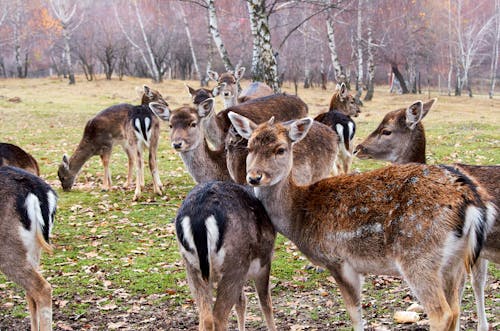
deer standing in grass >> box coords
[58,86,169,200]
[314,83,361,174]
[355,98,499,331]
[228,112,496,331]
[0,166,58,331]
[0,143,40,176]
[175,181,276,331]
[207,67,273,108]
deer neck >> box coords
[394,127,426,164]
[201,112,226,149]
[223,96,238,109]
[68,143,96,176]
[180,139,230,183]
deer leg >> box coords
[26,294,38,331]
[471,258,489,331]
[234,289,247,331]
[213,274,247,331]
[122,145,135,188]
[148,130,163,196]
[133,145,144,201]
[327,263,364,331]
[184,262,214,331]
[254,263,277,331]
[100,152,112,190]
[441,263,466,331]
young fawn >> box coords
[175,181,276,331]
[0,142,40,176]
[58,86,169,200]
[355,98,499,331]
[0,166,58,331]
[228,112,496,331]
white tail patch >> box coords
[179,216,198,268]
[205,215,225,267]
[335,124,344,143]
[462,205,486,271]
[134,118,152,148]
[47,190,57,229]
[21,193,51,263]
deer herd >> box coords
[0,67,498,331]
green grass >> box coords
[0,76,498,328]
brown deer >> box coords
[149,100,232,184]
[58,86,169,200]
[150,96,337,186]
[0,166,58,331]
[0,143,40,176]
[207,67,273,108]
[354,98,499,331]
[228,112,496,331]
[175,181,276,331]
[327,82,361,117]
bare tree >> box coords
[179,3,201,82]
[364,11,375,101]
[354,0,363,103]
[489,0,500,98]
[246,0,280,92]
[50,0,84,84]
[207,0,233,71]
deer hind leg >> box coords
[213,273,247,331]
[122,144,135,188]
[100,152,112,190]
[471,258,489,331]
[148,130,163,196]
[327,263,364,331]
[442,262,467,331]
[133,144,144,201]
[26,294,38,331]
[254,263,277,331]
[234,289,247,331]
[184,262,214,331]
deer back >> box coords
[238,82,274,103]
[0,143,40,176]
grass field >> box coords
[0,76,498,330]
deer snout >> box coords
[247,172,263,186]
[172,141,183,150]
[353,144,369,159]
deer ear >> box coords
[149,102,171,121]
[228,112,257,140]
[339,82,348,100]
[212,84,221,97]
[207,70,219,81]
[62,154,69,168]
[405,100,424,130]
[185,84,196,97]
[198,98,215,118]
[235,67,246,81]
[286,118,313,143]
[143,85,154,98]
[421,98,436,120]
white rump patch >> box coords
[462,205,483,258]
[179,216,199,268]
[47,190,57,232]
[335,124,345,142]
[133,118,151,148]
[205,215,225,268]
[25,193,43,231]
[348,121,355,140]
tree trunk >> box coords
[392,64,409,94]
[62,26,75,84]
[207,0,233,71]
[180,4,201,82]
[489,0,500,98]
[364,23,375,101]
[447,0,453,96]
[246,0,280,92]
[326,17,345,83]
[354,0,363,103]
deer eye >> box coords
[190,122,197,128]
[169,124,172,129]
[381,129,392,136]
[276,147,286,155]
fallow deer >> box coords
[228,112,496,331]
[207,67,273,108]
[0,143,40,176]
[354,98,499,331]
[175,181,276,331]
[0,166,58,331]
[314,82,361,174]
[149,100,232,184]
[58,86,169,200]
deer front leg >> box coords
[133,146,144,201]
[123,145,135,188]
[100,152,112,190]
[234,289,247,331]
[148,131,163,196]
[327,263,364,331]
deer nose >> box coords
[223,91,230,97]
[247,173,263,186]
[353,144,363,155]
[172,141,183,150]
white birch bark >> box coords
[206,0,233,71]
[13,0,22,78]
[326,17,344,83]
[364,23,375,101]
[447,0,453,96]
[133,0,160,82]
[179,4,201,81]
[246,0,280,92]
[489,0,500,98]
[355,0,363,101]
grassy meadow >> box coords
[0,76,498,330]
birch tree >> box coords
[489,0,500,98]
[326,16,345,84]
[206,0,233,71]
[354,0,363,103]
[50,0,83,84]
[179,3,201,82]
[246,0,280,92]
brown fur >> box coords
[0,143,40,176]
[328,83,361,117]
[233,115,495,331]
[58,86,168,197]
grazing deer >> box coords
[207,67,273,108]
[149,100,232,184]
[354,98,499,331]
[58,86,169,200]
[175,181,276,331]
[0,143,40,176]
[228,112,496,331]
[0,166,58,331]
[328,82,361,117]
